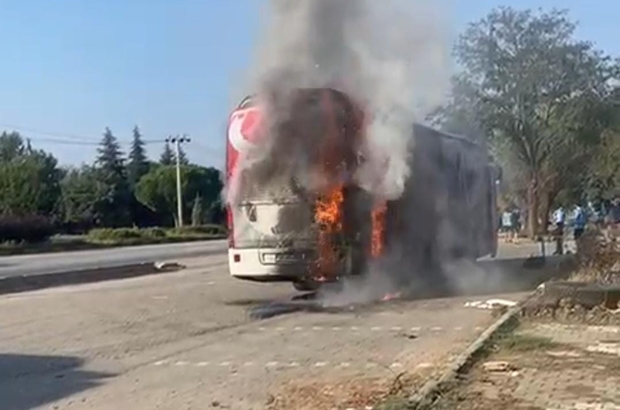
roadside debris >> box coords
[482,361,516,372]
[586,342,620,356]
[545,350,583,358]
[154,261,186,271]
[465,299,517,310]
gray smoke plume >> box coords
[229,0,450,203]
[226,0,466,306]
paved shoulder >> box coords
[0,240,226,278]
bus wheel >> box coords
[292,279,320,292]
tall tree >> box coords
[127,125,149,187]
[94,128,131,227]
[97,127,125,176]
[451,7,618,236]
[177,144,189,165]
[160,141,174,165]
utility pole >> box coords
[165,134,191,227]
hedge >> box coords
[0,214,55,243]
[87,225,227,244]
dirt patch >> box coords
[267,373,428,410]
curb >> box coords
[405,295,533,409]
[0,263,184,296]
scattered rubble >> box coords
[586,342,620,356]
[481,361,515,372]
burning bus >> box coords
[225,88,498,292]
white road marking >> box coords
[371,326,382,331]
[265,361,279,367]
[275,327,284,331]
[454,327,463,331]
[174,361,189,366]
[390,362,403,368]
[391,326,403,331]
[314,362,328,367]
[196,361,209,367]
[206,281,215,286]
[332,327,341,331]
[219,361,231,367]
[243,362,255,367]
[288,362,300,367]
[417,363,433,369]
[338,362,351,368]
[294,326,303,331]
[351,326,360,331]
[259,327,266,331]
[312,326,323,330]
[431,327,442,332]
[153,360,168,366]
[410,327,421,332]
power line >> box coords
[0,123,100,141]
[0,123,166,145]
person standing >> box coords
[510,208,521,243]
[502,209,514,242]
[573,205,587,241]
[552,206,566,255]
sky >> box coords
[0,0,617,169]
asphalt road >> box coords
[0,242,564,410]
[0,240,227,278]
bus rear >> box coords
[225,89,370,290]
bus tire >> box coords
[292,279,320,292]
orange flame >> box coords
[371,202,387,258]
[314,185,344,281]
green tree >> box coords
[160,141,174,165]
[97,128,125,175]
[135,165,223,227]
[177,144,189,165]
[127,125,149,187]
[95,128,131,227]
[0,132,61,216]
[587,129,620,201]
[451,7,618,236]
[59,166,109,229]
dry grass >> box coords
[570,227,620,284]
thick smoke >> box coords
[228,0,463,305]
[233,0,450,202]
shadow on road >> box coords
[0,353,113,410]
[244,255,576,319]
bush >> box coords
[0,214,55,243]
[85,225,227,245]
[142,227,167,239]
[87,228,142,242]
[169,224,227,237]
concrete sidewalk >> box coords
[433,320,620,410]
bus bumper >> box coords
[228,248,313,282]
